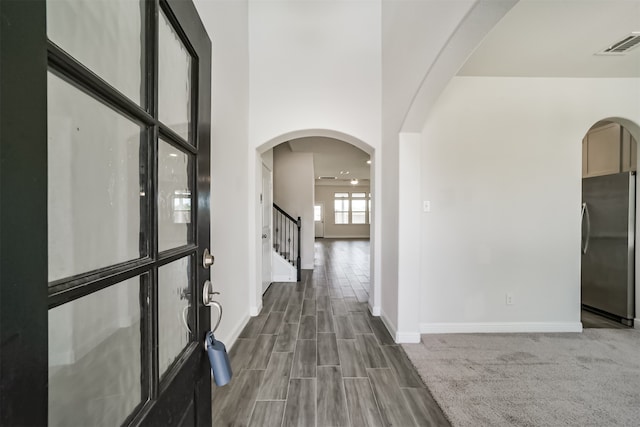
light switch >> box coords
[423,200,431,212]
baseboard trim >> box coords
[272,274,296,282]
[395,331,421,343]
[420,321,583,334]
[249,303,262,316]
[635,318,640,329]
[379,310,398,344]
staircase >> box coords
[273,203,301,282]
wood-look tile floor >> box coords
[213,239,450,427]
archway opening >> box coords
[251,129,379,317]
[580,118,640,329]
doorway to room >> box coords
[580,120,638,329]
[256,131,377,316]
[262,163,273,293]
[315,203,325,238]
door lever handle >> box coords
[202,280,223,333]
[202,280,220,306]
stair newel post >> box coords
[296,216,301,281]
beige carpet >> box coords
[402,329,640,426]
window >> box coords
[334,193,349,224]
[314,205,322,221]
[352,193,366,224]
[333,192,372,224]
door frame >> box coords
[0,1,48,424]
[314,202,325,238]
[261,163,273,293]
[0,0,212,424]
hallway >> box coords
[213,239,450,426]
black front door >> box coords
[0,0,213,425]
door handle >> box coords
[262,234,267,239]
[203,248,215,268]
[202,280,222,333]
[202,280,219,306]
[581,202,591,254]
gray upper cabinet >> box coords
[622,127,637,172]
[582,123,637,178]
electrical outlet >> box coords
[506,293,514,305]
[423,200,431,212]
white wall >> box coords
[190,0,534,345]
[247,0,382,314]
[419,76,640,333]
[396,132,421,342]
[248,0,381,148]
[194,0,250,345]
[315,185,371,239]
[379,0,494,338]
[273,145,315,269]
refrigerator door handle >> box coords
[581,202,591,254]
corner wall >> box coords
[194,0,250,346]
[273,145,315,269]
[419,76,640,333]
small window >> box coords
[314,205,322,221]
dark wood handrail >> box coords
[273,203,297,223]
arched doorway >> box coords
[250,129,379,319]
[581,119,640,328]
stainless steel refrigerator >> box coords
[581,172,635,325]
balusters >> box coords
[271,204,302,280]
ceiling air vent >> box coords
[318,176,337,180]
[597,32,640,55]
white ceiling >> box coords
[286,137,371,185]
[458,0,640,78]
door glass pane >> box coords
[158,140,193,251]
[48,72,146,282]
[158,9,192,142]
[48,277,143,427]
[47,0,144,104]
[158,256,193,378]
